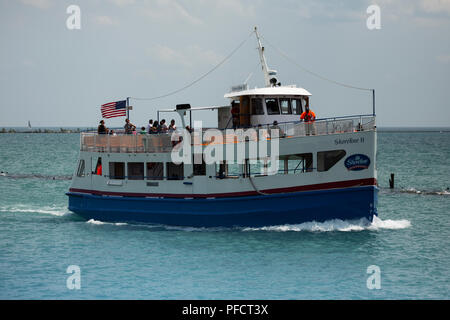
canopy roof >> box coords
[224,86,312,99]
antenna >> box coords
[254,26,277,87]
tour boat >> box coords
[66,29,378,227]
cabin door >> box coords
[91,156,104,188]
[239,96,250,127]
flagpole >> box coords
[126,97,130,120]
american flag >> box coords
[101,100,127,119]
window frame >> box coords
[265,98,280,115]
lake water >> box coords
[0,131,448,299]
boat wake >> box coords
[86,219,128,226]
[382,187,450,196]
[0,172,72,180]
[400,187,450,196]
[0,204,71,216]
[82,216,411,233]
[243,216,411,232]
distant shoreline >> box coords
[0,127,449,133]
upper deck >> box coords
[80,115,376,153]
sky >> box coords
[0,0,449,128]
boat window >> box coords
[94,158,102,176]
[280,153,313,173]
[147,162,163,180]
[280,99,292,114]
[76,159,85,177]
[216,161,240,178]
[291,99,303,115]
[167,162,184,180]
[109,162,125,179]
[193,156,206,176]
[265,98,280,115]
[251,98,264,115]
[317,150,346,172]
[128,162,144,180]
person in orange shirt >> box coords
[300,105,316,122]
[300,105,316,135]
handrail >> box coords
[80,114,376,153]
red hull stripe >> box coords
[69,178,377,199]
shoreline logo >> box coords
[344,154,370,171]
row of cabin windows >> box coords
[109,162,183,180]
[251,97,306,116]
[76,150,346,180]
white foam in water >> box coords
[244,216,411,232]
[0,204,69,216]
[86,219,127,226]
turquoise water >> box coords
[0,131,448,299]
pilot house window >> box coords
[265,98,280,115]
[280,99,292,114]
[251,98,264,115]
[291,99,303,115]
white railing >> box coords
[80,115,375,153]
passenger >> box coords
[140,126,147,134]
[150,121,160,134]
[97,120,108,134]
[168,119,177,132]
[124,119,136,134]
[147,119,153,133]
[270,120,285,137]
[109,129,117,136]
[160,119,168,133]
[257,124,269,140]
[185,125,193,133]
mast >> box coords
[254,27,277,87]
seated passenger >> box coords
[140,126,147,134]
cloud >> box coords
[142,0,203,26]
[93,16,117,26]
[212,0,256,17]
[19,0,51,9]
[373,0,450,26]
[147,44,224,69]
[109,0,135,6]
[420,0,450,15]
[437,54,450,63]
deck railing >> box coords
[80,115,375,153]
